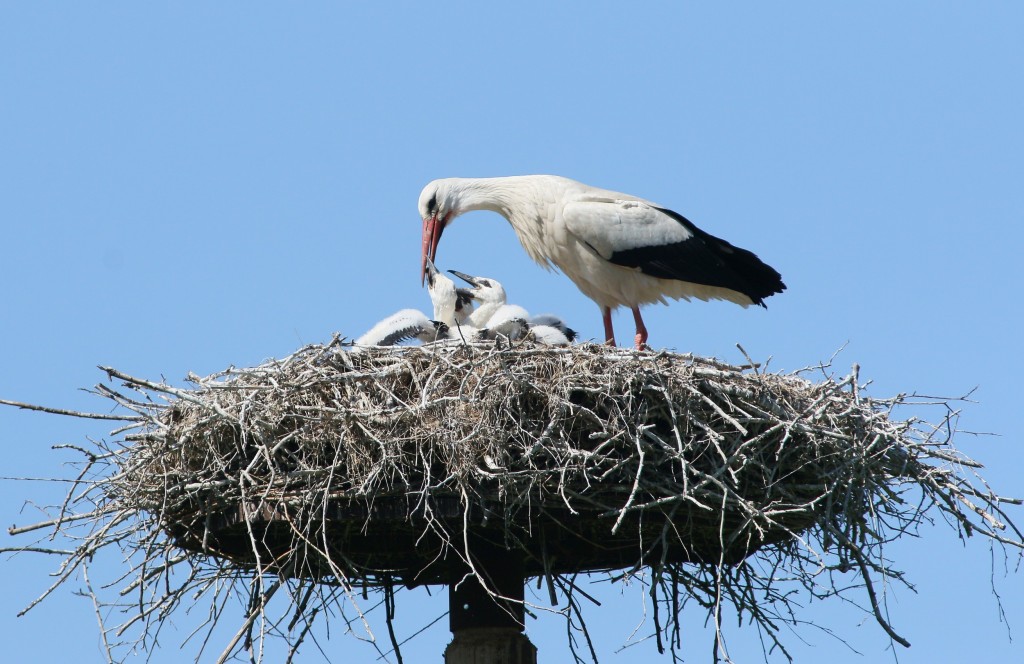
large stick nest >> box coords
[147,342,907,578]
[5,340,1022,662]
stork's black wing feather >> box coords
[377,324,424,347]
[607,207,786,306]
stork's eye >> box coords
[480,280,491,287]
[426,194,437,215]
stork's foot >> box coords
[633,335,649,351]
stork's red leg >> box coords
[631,307,648,350]
[602,307,616,346]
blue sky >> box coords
[2,3,1022,662]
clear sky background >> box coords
[2,3,1022,662]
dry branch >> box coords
[4,340,1022,662]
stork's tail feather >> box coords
[716,242,786,307]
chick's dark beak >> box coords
[447,269,480,288]
[424,255,439,288]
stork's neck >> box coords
[467,299,504,327]
[450,176,559,266]
[450,177,528,218]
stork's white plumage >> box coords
[480,304,530,341]
[424,257,461,326]
[423,258,481,343]
[419,175,786,349]
[527,313,577,343]
[450,267,578,343]
[425,259,484,344]
[354,309,449,347]
[527,324,571,346]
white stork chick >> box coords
[425,257,477,326]
[424,256,459,326]
[449,267,577,342]
[453,288,476,325]
[419,175,786,349]
[527,324,571,346]
[354,309,449,347]
[527,313,577,343]
[480,303,530,341]
[447,269,508,328]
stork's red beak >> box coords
[421,214,444,285]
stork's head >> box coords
[448,269,507,306]
[419,179,463,285]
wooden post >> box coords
[444,534,537,664]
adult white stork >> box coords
[419,175,786,349]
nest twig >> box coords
[4,340,1022,662]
